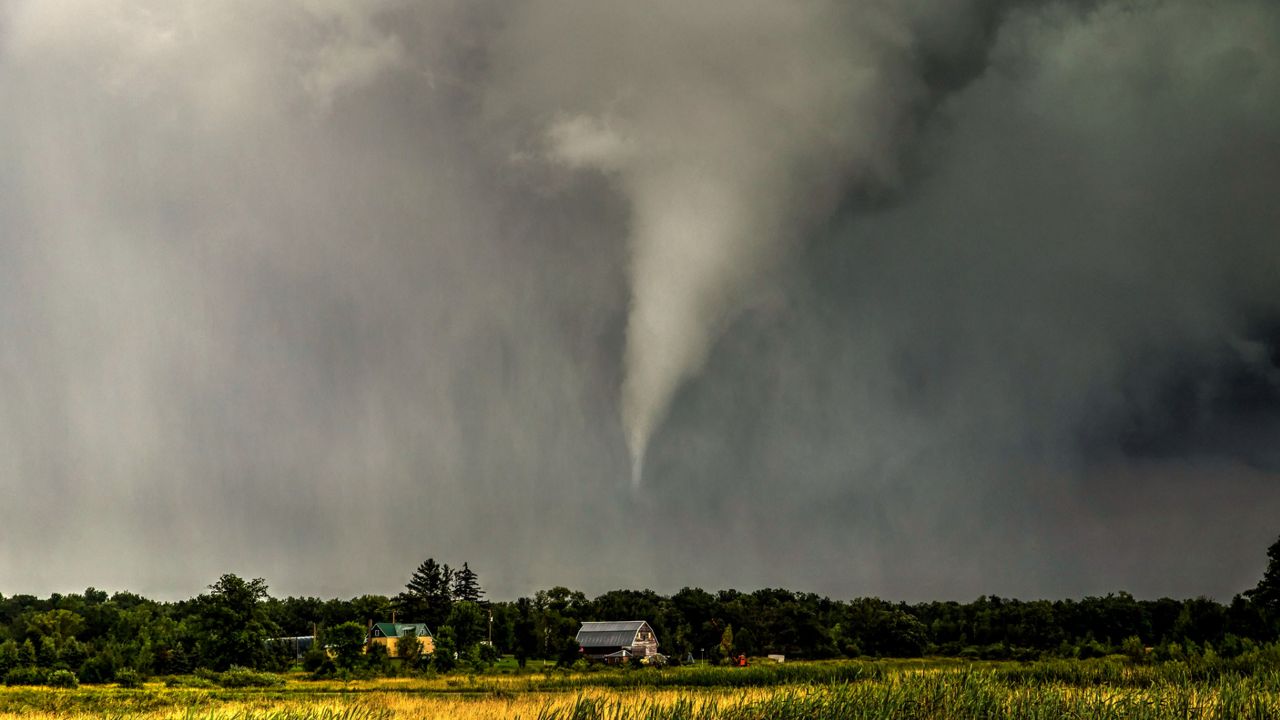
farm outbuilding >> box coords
[367,622,434,658]
[576,621,661,663]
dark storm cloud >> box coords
[0,0,1277,602]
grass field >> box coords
[2,658,1278,719]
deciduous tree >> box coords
[1246,534,1280,621]
[192,574,279,670]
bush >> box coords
[302,646,331,674]
[214,666,284,688]
[115,668,144,688]
[1078,639,1110,660]
[77,653,118,684]
[164,675,215,688]
[365,640,392,675]
[47,669,79,688]
[477,642,500,665]
[4,667,46,686]
[1122,636,1147,664]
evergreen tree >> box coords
[398,559,454,631]
[452,563,484,604]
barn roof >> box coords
[371,622,433,639]
[576,621,650,647]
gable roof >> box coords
[371,622,433,639]
[576,621,652,648]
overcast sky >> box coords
[1,0,1278,603]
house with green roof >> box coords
[368,622,434,658]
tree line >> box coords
[2,536,1279,683]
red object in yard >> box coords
[737,654,748,667]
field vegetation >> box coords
[2,655,1280,719]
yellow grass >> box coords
[0,685,767,720]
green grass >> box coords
[530,672,1280,720]
[4,657,1280,719]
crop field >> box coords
[2,659,1279,720]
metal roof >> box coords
[372,622,433,639]
[576,621,651,648]
[579,621,648,633]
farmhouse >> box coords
[576,620,660,663]
[367,622,434,658]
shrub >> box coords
[4,667,46,686]
[1078,639,1110,660]
[365,640,392,675]
[77,653,118,684]
[302,646,331,674]
[1122,636,1147,664]
[115,668,144,688]
[47,669,79,688]
[214,666,284,688]
[477,642,500,665]
[164,675,215,688]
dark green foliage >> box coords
[513,597,537,668]
[77,651,118,683]
[1121,635,1147,663]
[452,563,484,604]
[46,668,78,687]
[326,622,368,670]
[431,626,457,673]
[1248,534,1280,628]
[364,641,392,675]
[447,601,486,650]
[0,640,17,676]
[17,640,34,667]
[212,666,285,687]
[397,627,422,670]
[192,575,280,671]
[477,641,500,665]
[398,559,453,632]
[3,666,45,686]
[114,668,144,688]
[302,645,333,675]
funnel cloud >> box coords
[0,0,1278,602]
[531,3,949,483]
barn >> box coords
[576,621,661,663]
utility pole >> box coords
[488,609,493,645]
